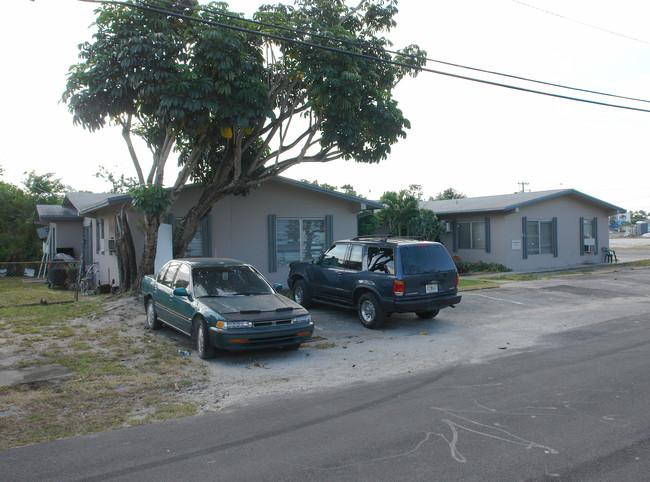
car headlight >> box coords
[292,314,311,324]
[216,321,253,329]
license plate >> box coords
[425,283,438,293]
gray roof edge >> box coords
[421,189,625,215]
[34,205,82,222]
[70,176,384,216]
[503,189,626,214]
[78,194,131,215]
[564,189,626,213]
[275,176,383,209]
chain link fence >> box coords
[0,260,81,307]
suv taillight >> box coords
[456,274,459,288]
[393,280,405,297]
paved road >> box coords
[2,268,649,481]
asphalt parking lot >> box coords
[193,259,650,410]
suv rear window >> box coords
[400,244,456,274]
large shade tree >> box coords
[0,170,66,262]
[63,0,424,286]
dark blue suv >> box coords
[288,237,461,328]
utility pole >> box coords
[518,182,529,193]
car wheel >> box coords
[293,279,312,308]
[416,310,439,319]
[145,298,162,330]
[195,317,216,359]
[357,293,386,329]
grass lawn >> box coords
[458,278,500,290]
[0,278,206,450]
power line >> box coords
[512,0,650,46]
[153,0,650,106]
[79,0,650,114]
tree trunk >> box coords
[115,205,137,292]
[137,212,161,289]
[172,189,227,257]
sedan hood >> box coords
[200,293,301,315]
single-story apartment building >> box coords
[36,177,382,288]
[420,189,626,272]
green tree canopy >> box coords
[95,166,139,194]
[379,189,419,236]
[434,187,467,200]
[23,171,66,205]
[0,171,65,262]
[63,0,425,281]
[630,210,648,223]
[408,209,445,241]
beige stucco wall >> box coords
[82,206,143,289]
[505,196,610,272]
[52,220,83,258]
[170,179,364,285]
[438,195,613,272]
[83,209,117,287]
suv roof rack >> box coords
[350,235,425,242]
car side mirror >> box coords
[273,283,283,291]
[173,287,190,297]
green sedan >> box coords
[141,258,313,358]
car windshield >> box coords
[400,244,456,275]
[192,266,274,297]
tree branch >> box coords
[171,134,206,197]
[121,114,145,185]
[339,0,365,26]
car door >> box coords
[155,261,179,324]
[310,243,349,301]
[165,263,194,335]
[341,243,364,302]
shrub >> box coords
[452,256,511,274]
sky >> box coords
[2,0,650,211]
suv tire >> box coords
[357,293,386,329]
[293,279,312,308]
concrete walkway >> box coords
[0,364,74,387]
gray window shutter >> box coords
[325,214,334,247]
[484,217,491,253]
[593,216,598,255]
[579,217,585,256]
[522,217,528,259]
[552,217,558,258]
[452,219,457,252]
[268,214,277,272]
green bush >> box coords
[452,255,511,274]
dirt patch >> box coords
[0,295,207,449]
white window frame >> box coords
[457,221,485,250]
[583,219,596,253]
[276,217,326,267]
[527,220,553,255]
